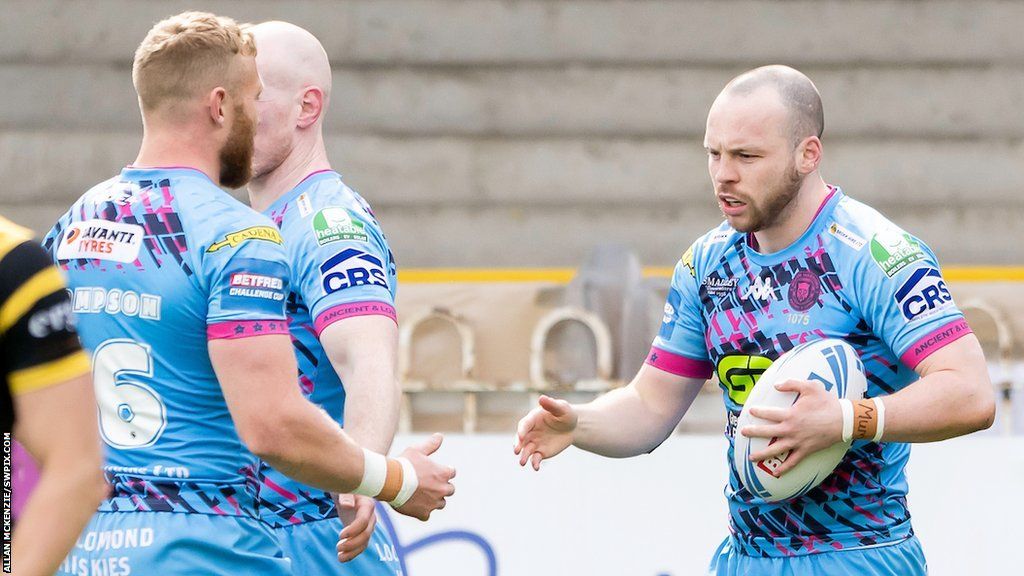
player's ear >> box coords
[296,86,324,129]
[207,87,228,126]
[795,135,822,175]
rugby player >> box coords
[245,20,415,573]
[514,65,995,575]
[2,214,107,576]
[42,12,452,575]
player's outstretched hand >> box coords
[514,395,578,471]
[393,433,456,521]
[335,493,377,563]
[740,379,844,476]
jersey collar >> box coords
[262,170,341,217]
[744,185,843,265]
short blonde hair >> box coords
[132,11,256,113]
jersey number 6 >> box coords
[92,339,168,449]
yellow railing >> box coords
[398,266,1024,284]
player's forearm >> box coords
[573,385,683,458]
[342,380,400,455]
[13,463,107,576]
[255,395,369,494]
[876,369,995,443]
[322,315,401,454]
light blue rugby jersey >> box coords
[42,167,291,517]
[256,170,398,527]
[648,187,971,558]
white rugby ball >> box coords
[733,338,867,502]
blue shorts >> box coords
[274,504,402,575]
[708,535,927,576]
[57,511,291,576]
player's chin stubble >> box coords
[729,163,803,234]
[219,104,255,189]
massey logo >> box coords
[312,207,368,246]
[894,267,953,321]
[703,276,738,296]
[230,273,284,290]
[320,248,388,294]
[56,220,143,263]
[742,276,776,302]
[207,226,283,253]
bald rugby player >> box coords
[514,65,994,576]
[245,21,416,574]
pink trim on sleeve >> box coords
[314,301,397,335]
[645,346,714,379]
[899,318,973,369]
[207,319,289,340]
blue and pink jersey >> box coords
[255,170,398,527]
[43,167,291,518]
[649,187,970,557]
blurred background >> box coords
[3,2,1022,575]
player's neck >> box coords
[248,137,331,213]
[134,128,221,185]
[751,175,831,254]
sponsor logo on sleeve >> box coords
[893,267,954,321]
[207,226,283,253]
[228,273,286,301]
[296,193,314,218]
[219,259,289,314]
[657,288,683,340]
[312,207,369,245]
[681,244,696,277]
[320,249,388,294]
[55,220,143,263]
[870,229,925,277]
[828,222,867,251]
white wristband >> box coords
[839,398,854,443]
[872,397,886,443]
[353,448,387,498]
[388,457,419,509]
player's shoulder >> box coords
[287,173,382,247]
[677,221,742,280]
[828,193,936,277]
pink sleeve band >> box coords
[899,318,973,369]
[207,319,289,340]
[645,346,714,379]
[314,301,397,335]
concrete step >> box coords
[3,131,1021,209]
[4,65,1024,137]
[3,1,1021,66]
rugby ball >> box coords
[733,338,867,502]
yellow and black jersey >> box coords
[0,214,89,434]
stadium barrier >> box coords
[385,433,1020,576]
